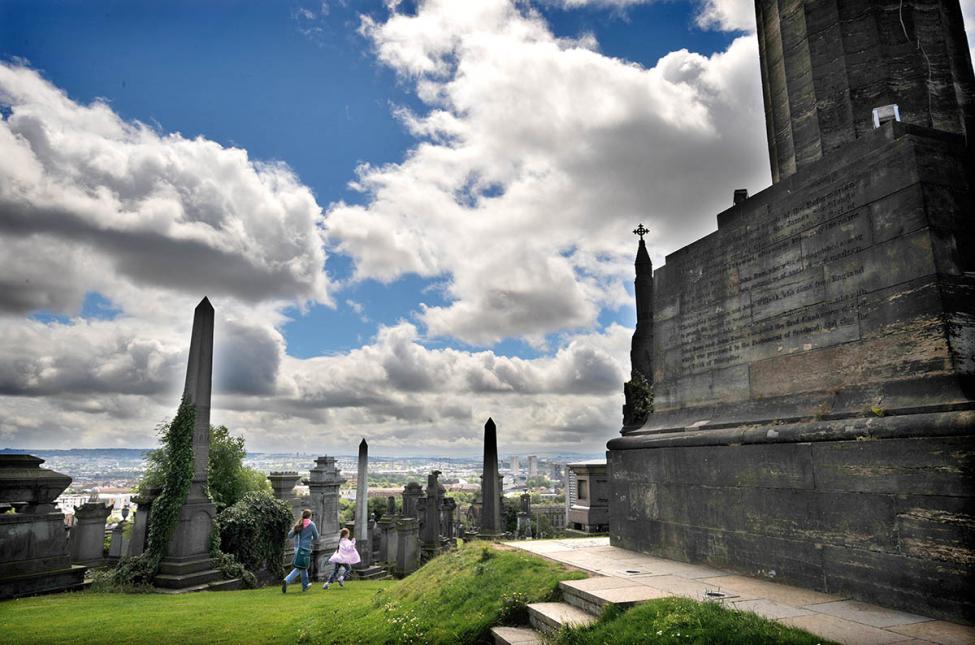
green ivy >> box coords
[216,491,292,580]
[112,396,196,587]
[624,369,654,423]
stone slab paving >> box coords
[507,538,975,645]
[889,621,975,645]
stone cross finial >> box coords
[633,224,650,240]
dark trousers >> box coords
[327,562,353,583]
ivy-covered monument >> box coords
[151,297,228,590]
[608,0,975,623]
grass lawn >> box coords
[0,543,834,644]
[0,543,583,645]
[0,580,389,645]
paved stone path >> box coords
[506,538,974,645]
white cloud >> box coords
[695,0,755,32]
[0,63,331,315]
[963,0,975,62]
[329,0,769,347]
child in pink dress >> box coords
[322,527,360,589]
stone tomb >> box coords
[0,455,87,599]
[70,501,111,567]
[608,0,975,623]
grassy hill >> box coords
[0,543,832,644]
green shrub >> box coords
[217,491,293,579]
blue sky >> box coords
[0,0,778,454]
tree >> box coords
[525,476,551,489]
[137,424,269,512]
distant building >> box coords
[510,456,520,478]
[565,460,608,533]
[527,455,538,478]
[533,505,566,535]
[550,463,564,484]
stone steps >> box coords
[527,601,596,636]
[491,575,668,644]
[153,567,223,589]
[352,565,390,580]
[490,626,543,644]
[560,578,667,614]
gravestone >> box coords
[107,519,129,563]
[306,455,344,579]
[478,418,503,539]
[0,455,87,599]
[370,513,380,561]
[353,439,371,567]
[401,481,423,519]
[268,471,303,566]
[394,516,420,577]
[377,498,396,565]
[155,298,222,590]
[442,497,456,544]
[420,471,444,561]
[608,0,975,622]
[516,493,531,539]
[70,502,111,567]
[127,487,160,557]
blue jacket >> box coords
[288,521,319,551]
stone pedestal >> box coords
[420,471,444,561]
[0,455,86,600]
[394,517,420,577]
[402,482,423,520]
[442,498,456,545]
[107,520,129,563]
[377,514,395,565]
[70,502,111,567]
[306,456,344,580]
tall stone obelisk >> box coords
[478,418,503,539]
[354,438,371,566]
[155,297,222,590]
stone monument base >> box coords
[154,497,222,591]
[154,555,222,589]
[0,565,87,600]
[607,410,975,622]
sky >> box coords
[1,0,973,456]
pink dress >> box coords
[328,537,361,565]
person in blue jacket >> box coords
[282,509,319,593]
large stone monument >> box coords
[305,456,344,579]
[478,418,504,539]
[0,455,87,599]
[155,297,223,590]
[608,0,975,622]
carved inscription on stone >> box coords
[659,179,865,385]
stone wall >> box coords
[609,414,974,621]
